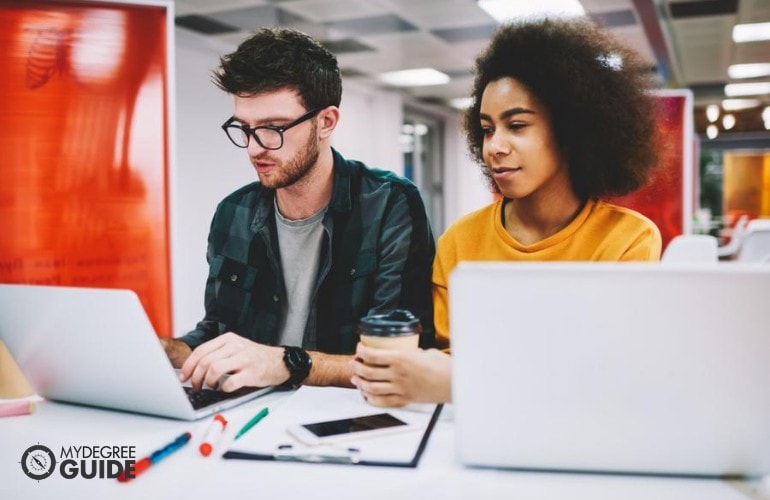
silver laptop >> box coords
[0,284,273,420]
[450,262,770,477]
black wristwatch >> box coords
[280,345,312,389]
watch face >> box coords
[21,444,57,480]
[283,347,311,388]
[286,348,311,371]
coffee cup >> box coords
[357,310,421,350]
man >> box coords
[162,28,435,393]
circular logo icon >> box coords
[20,444,56,481]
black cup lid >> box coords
[358,309,422,336]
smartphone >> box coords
[287,413,411,445]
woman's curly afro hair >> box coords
[464,17,663,200]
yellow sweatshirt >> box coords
[432,198,661,349]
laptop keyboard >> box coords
[184,386,262,410]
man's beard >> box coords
[257,123,320,190]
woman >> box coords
[351,17,663,406]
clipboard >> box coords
[223,386,443,467]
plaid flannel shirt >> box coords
[179,149,436,353]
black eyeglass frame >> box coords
[221,107,324,150]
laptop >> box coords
[0,284,273,420]
[450,262,770,478]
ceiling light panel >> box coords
[727,63,770,79]
[478,0,585,22]
[378,68,450,87]
[733,22,770,43]
[724,81,770,96]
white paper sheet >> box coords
[226,386,440,465]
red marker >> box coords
[199,414,228,457]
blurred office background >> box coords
[172,0,770,333]
[1,0,769,336]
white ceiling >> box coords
[173,0,770,132]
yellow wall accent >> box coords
[724,152,770,219]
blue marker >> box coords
[118,432,192,482]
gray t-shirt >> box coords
[274,200,326,347]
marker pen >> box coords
[199,414,228,457]
[117,432,192,482]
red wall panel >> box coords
[0,2,172,337]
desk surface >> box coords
[2,390,769,500]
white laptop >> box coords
[0,284,273,420]
[450,262,770,478]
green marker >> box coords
[234,407,269,440]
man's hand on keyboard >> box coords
[178,333,290,392]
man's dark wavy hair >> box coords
[464,17,663,200]
[213,27,342,110]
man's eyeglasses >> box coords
[221,107,323,150]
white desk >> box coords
[2,391,769,500]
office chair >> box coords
[662,234,719,263]
[737,219,770,263]
[717,214,749,260]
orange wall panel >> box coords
[724,153,770,219]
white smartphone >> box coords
[286,413,412,445]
